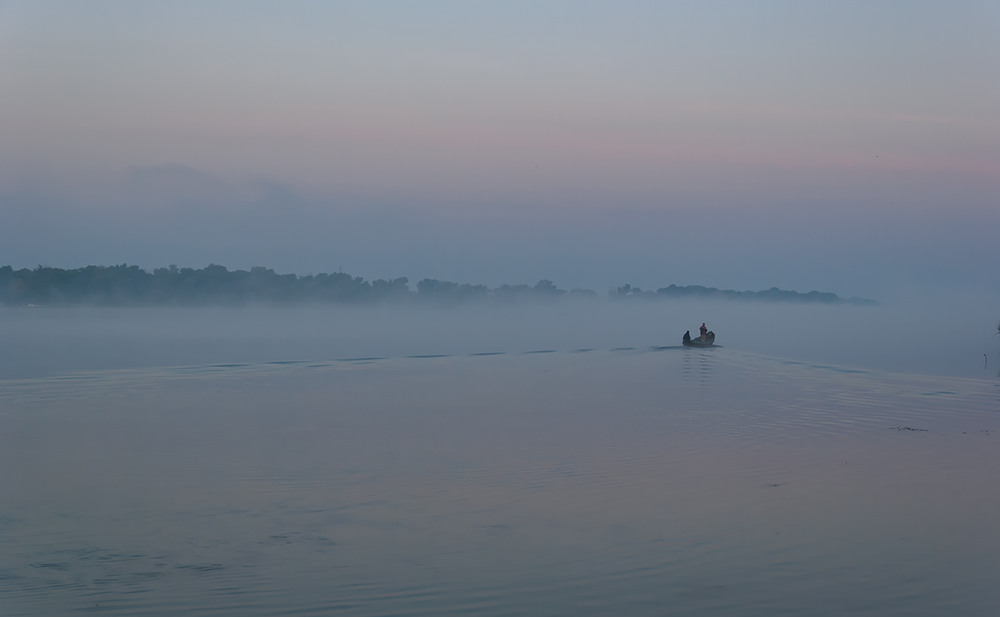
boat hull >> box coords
[682,330,716,347]
[682,339,716,348]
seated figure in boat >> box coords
[683,330,692,343]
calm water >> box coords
[2,306,999,616]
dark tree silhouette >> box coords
[0,264,866,307]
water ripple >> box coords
[3,345,999,616]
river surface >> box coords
[2,304,998,616]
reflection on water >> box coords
[681,346,718,389]
[2,347,998,616]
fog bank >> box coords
[3,290,998,381]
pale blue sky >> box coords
[2,1,998,298]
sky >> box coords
[2,0,998,299]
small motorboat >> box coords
[682,329,716,347]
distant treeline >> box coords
[611,283,875,305]
[0,265,872,307]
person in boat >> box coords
[699,323,708,342]
[683,330,691,343]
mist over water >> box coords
[2,292,998,380]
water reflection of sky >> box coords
[2,346,998,616]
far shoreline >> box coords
[0,264,876,308]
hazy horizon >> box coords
[4,291,1000,381]
[3,2,999,300]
